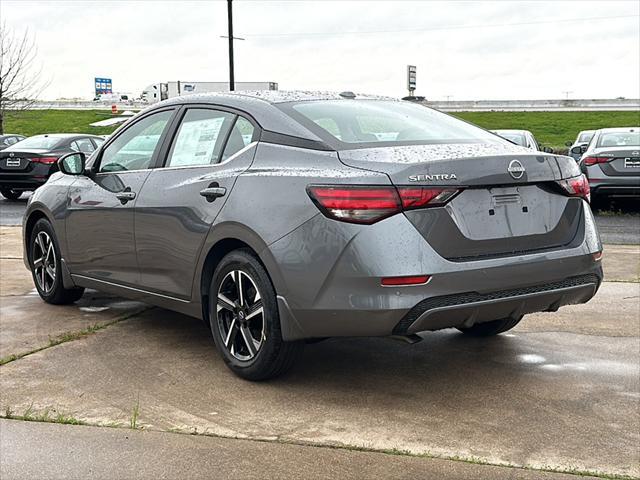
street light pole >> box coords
[227,0,234,91]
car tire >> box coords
[209,249,303,381]
[0,188,22,200]
[457,315,523,337]
[29,219,85,305]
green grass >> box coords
[0,309,149,366]
[3,109,639,150]
[130,397,140,430]
[4,404,87,426]
[3,109,124,137]
[451,110,640,150]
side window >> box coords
[72,138,96,154]
[221,116,255,161]
[6,137,19,145]
[99,110,173,173]
[166,109,235,167]
[93,137,105,148]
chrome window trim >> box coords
[94,168,153,176]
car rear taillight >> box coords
[583,156,612,166]
[307,185,461,224]
[556,174,590,202]
[396,187,460,210]
[381,275,431,286]
[30,156,58,164]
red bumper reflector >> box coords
[592,251,603,262]
[381,275,431,286]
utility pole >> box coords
[227,0,234,91]
[562,90,573,100]
[220,0,245,91]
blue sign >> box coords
[94,77,113,95]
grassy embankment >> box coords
[3,109,639,150]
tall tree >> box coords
[0,23,47,134]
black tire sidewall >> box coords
[209,250,283,377]
[30,218,64,301]
[1,188,21,200]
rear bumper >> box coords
[394,273,600,334]
[591,184,640,197]
[0,174,48,191]
[586,166,640,197]
[271,203,603,340]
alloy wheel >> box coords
[32,231,56,294]
[216,270,265,361]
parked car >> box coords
[0,134,105,200]
[566,130,595,161]
[574,127,640,200]
[0,134,26,151]
[491,129,553,153]
[23,92,602,380]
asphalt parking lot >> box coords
[1,197,639,479]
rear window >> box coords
[597,131,640,147]
[283,100,502,147]
[12,136,61,149]
[578,132,593,143]
[495,132,527,146]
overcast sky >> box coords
[2,0,639,100]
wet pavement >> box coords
[0,419,600,480]
[0,225,638,478]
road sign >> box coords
[94,77,113,95]
[407,65,416,94]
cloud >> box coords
[2,0,638,100]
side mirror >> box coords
[542,146,554,153]
[571,145,585,155]
[57,152,86,175]
[565,141,572,147]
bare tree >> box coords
[0,22,48,134]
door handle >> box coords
[115,190,136,204]
[200,183,226,202]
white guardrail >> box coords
[423,98,640,112]
[8,98,640,112]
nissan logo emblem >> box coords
[508,159,525,179]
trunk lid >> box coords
[592,147,640,177]
[0,149,57,172]
[338,143,585,261]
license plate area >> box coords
[2,158,25,169]
[446,185,568,241]
[624,157,640,168]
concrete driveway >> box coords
[0,225,638,479]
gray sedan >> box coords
[491,129,552,152]
[22,91,603,380]
[566,130,595,161]
[575,127,640,200]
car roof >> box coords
[163,90,396,106]
[595,127,639,134]
[29,133,103,139]
[492,129,532,135]
[0,134,23,137]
